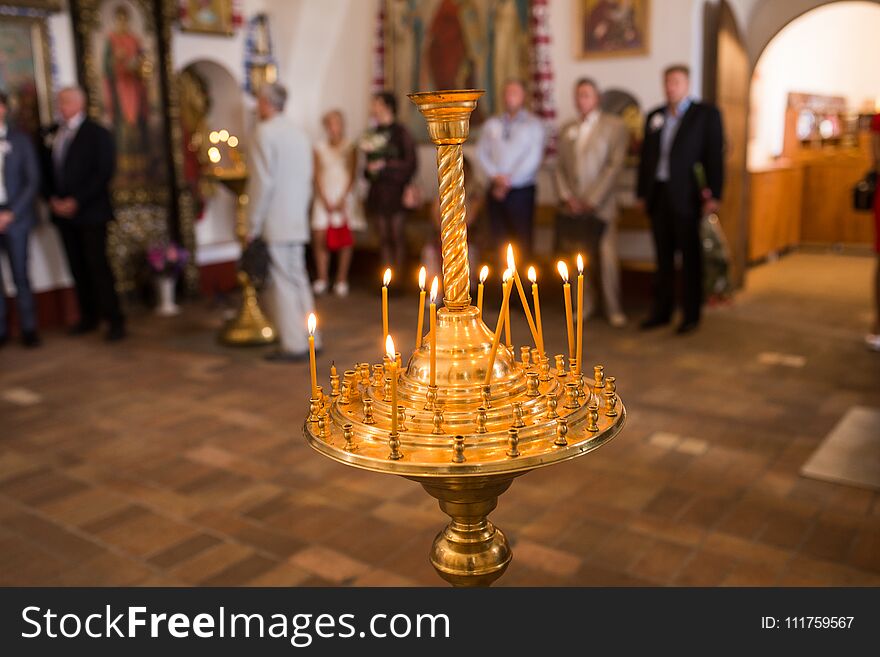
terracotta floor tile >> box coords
[199,553,278,586]
[509,539,582,578]
[799,519,857,562]
[3,512,102,564]
[628,540,693,584]
[289,545,370,583]
[95,511,199,558]
[169,542,255,584]
[147,533,223,569]
[246,561,313,587]
[673,551,737,586]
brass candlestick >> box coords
[207,167,277,346]
[303,90,625,586]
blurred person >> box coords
[636,64,723,335]
[0,90,41,348]
[476,79,545,259]
[555,77,629,328]
[362,91,417,279]
[44,86,125,342]
[311,109,362,298]
[867,112,880,352]
[248,83,317,362]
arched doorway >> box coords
[745,1,879,262]
[705,0,879,292]
[177,59,248,292]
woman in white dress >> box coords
[312,110,362,297]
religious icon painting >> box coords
[575,0,650,59]
[179,0,236,36]
[0,14,54,143]
[383,0,535,142]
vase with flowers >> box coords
[147,242,189,316]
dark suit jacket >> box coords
[1,126,41,229]
[42,118,116,225]
[636,101,724,219]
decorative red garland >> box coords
[531,0,557,156]
[372,2,386,93]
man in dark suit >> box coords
[637,64,724,334]
[0,90,41,348]
[44,86,125,341]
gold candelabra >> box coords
[207,165,277,346]
[303,90,625,586]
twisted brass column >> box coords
[437,144,470,310]
[409,90,483,312]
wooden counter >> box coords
[748,139,874,261]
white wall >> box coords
[748,1,880,166]
[550,0,704,123]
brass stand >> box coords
[208,169,277,346]
[303,90,625,586]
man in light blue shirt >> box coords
[476,79,545,258]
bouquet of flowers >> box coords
[359,128,392,180]
[147,242,189,278]
[694,163,732,303]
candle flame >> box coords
[527,266,537,284]
[502,268,512,283]
[385,334,395,360]
[506,244,516,271]
[418,266,426,291]
[430,276,439,303]
[383,268,392,287]
[479,265,489,283]
[307,312,317,335]
[577,253,584,275]
[557,261,569,283]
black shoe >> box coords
[264,350,309,363]
[22,331,41,348]
[675,320,699,335]
[105,324,126,342]
[639,315,671,330]
[69,321,98,336]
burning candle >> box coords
[429,276,439,387]
[386,335,398,436]
[416,266,427,349]
[485,269,513,385]
[528,266,545,357]
[381,268,391,349]
[507,245,541,351]
[576,254,585,375]
[557,261,574,362]
[308,313,318,398]
[477,265,489,319]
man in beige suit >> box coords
[555,77,629,327]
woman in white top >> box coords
[312,109,361,297]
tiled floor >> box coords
[1,251,879,586]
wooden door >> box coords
[703,0,749,288]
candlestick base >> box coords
[416,475,513,587]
